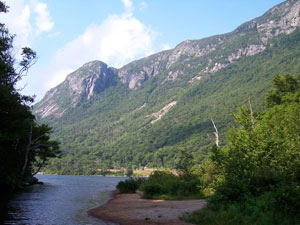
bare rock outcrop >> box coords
[34,61,117,118]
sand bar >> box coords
[89,192,206,225]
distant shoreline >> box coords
[38,168,176,177]
[36,173,127,178]
[88,192,206,225]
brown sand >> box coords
[89,192,206,225]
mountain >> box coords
[34,0,300,174]
[34,61,118,118]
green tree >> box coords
[212,74,300,206]
[265,74,300,107]
[0,1,60,195]
[126,167,134,177]
[175,149,195,177]
[30,124,61,175]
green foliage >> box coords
[0,1,60,196]
[126,167,133,177]
[192,158,219,196]
[142,184,163,199]
[116,178,139,194]
[211,74,300,202]
[265,74,300,107]
[30,124,61,175]
[175,149,195,177]
[184,73,300,224]
[183,193,300,225]
[140,171,203,200]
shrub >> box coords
[164,179,201,196]
[272,184,300,215]
[116,178,139,193]
[147,171,177,184]
[139,170,203,199]
[142,184,163,199]
[183,188,300,225]
[135,177,146,188]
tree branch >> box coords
[21,121,32,177]
[32,159,46,176]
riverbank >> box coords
[89,192,206,225]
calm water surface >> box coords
[3,175,126,225]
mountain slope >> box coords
[34,0,300,173]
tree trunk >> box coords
[211,119,220,147]
[248,98,255,131]
[32,160,45,176]
[21,122,32,177]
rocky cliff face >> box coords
[118,50,171,89]
[257,0,300,42]
[34,61,117,118]
[66,61,117,105]
[34,0,300,119]
[117,0,300,89]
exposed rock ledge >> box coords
[151,101,177,124]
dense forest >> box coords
[0,2,60,198]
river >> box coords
[2,174,126,225]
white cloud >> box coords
[161,44,171,51]
[48,31,61,38]
[52,14,155,68]
[0,0,55,98]
[139,1,147,11]
[0,0,32,50]
[122,0,134,12]
[34,2,54,34]
[47,0,156,89]
[47,68,74,90]
[0,0,54,52]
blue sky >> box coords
[1,0,284,100]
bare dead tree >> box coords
[211,118,220,147]
[248,97,255,131]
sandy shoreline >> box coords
[88,192,206,225]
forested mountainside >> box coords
[34,0,300,174]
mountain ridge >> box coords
[35,0,300,119]
[34,0,300,173]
